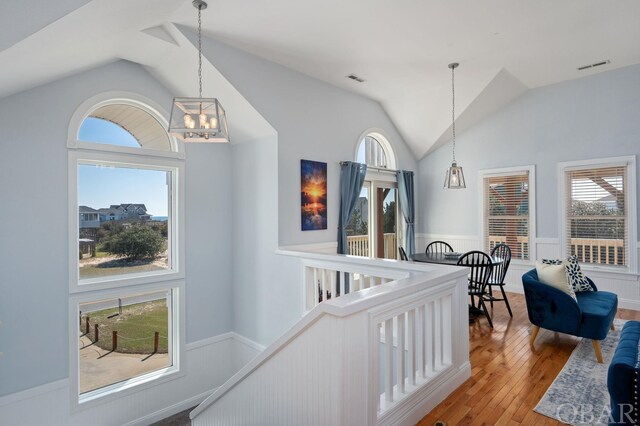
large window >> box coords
[481,166,535,261]
[68,95,184,406]
[560,157,637,271]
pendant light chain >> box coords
[451,64,456,163]
[197,4,203,99]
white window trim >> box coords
[478,165,537,265]
[354,128,397,170]
[68,280,185,412]
[68,150,185,293]
[558,155,637,273]
[67,91,185,159]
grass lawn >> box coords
[81,300,168,354]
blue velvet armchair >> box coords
[522,268,618,363]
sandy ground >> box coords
[79,335,169,394]
[79,252,168,269]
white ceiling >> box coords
[1,0,639,157]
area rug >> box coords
[534,319,626,425]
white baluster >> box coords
[426,301,435,373]
[320,269,327,302]
[313,268,319,306]
[384,318,394,402]
[417,305,425,378]
[330,271,336,300]
[340,271,345,296]
[407,309,416,385]
[434,299,442,370]
[397,313,405,394]
[442,295,452,365]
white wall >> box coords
[183,27,418,247]
[0,60,234,396]
[418,63,640,237]
[417,64,640,307]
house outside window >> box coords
[559,156,637,272]
[67,94,185,407]
[481,166,536,262]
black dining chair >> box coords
[484,243,513,317]
[425,240,454,255]
[398,247,408,261]
[457,251,494,328]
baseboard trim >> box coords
[0,378,68,407]
[231,332,266,352]
[186,332,235,351]
[122,388,215,426]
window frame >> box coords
[68,280,185,412]
[67,94,185,408]
[479,165,537,264]
[558,156,637,273]
[68,150,185,293]
[354,128,397,170]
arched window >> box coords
[68,93,183,406]
[355,131,396,169]
[78,103,172,151]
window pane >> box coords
[484,173,530,260]
[346,187,370,256]
[567,167,626,266]
[378,187,397,259]
[78,290,172,394]
[356,136,388,168]
[78,164,170,280]
[78,104,172,151]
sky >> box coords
[77,118,168,216]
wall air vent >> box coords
[347,74,365,83]
[577,60,610,71]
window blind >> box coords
[565,166,627,267]
[484,172,530,260]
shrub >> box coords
[102,225,164,260]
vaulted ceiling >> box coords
[2,0,639,157]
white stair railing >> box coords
[191,251,470,426]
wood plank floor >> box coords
[417,292,640,426]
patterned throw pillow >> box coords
[541,257,594,292]
[565,255,594,292]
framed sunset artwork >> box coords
[300,159,327,231]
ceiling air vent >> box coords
[577,60,610,71]
[347,74,365,83]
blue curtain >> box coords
[337,161,367,254]
[397,170,415,256]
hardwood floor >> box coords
[417,292,640,426]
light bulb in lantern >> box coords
[210,117,218,129]
[199,113,207,128]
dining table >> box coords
[410,251,505,322]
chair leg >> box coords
[478,298,493,328]
[489,286,494,309]
[530,325,540,351]
[592,340,603,363]
[500,286,513,317]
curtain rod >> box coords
[338,162,400,175]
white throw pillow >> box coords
[535,261,577,301]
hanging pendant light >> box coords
[444,62,465,189]
[168,0,229,143]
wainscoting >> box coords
[0,333,263,426]
[417,234,640,310]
